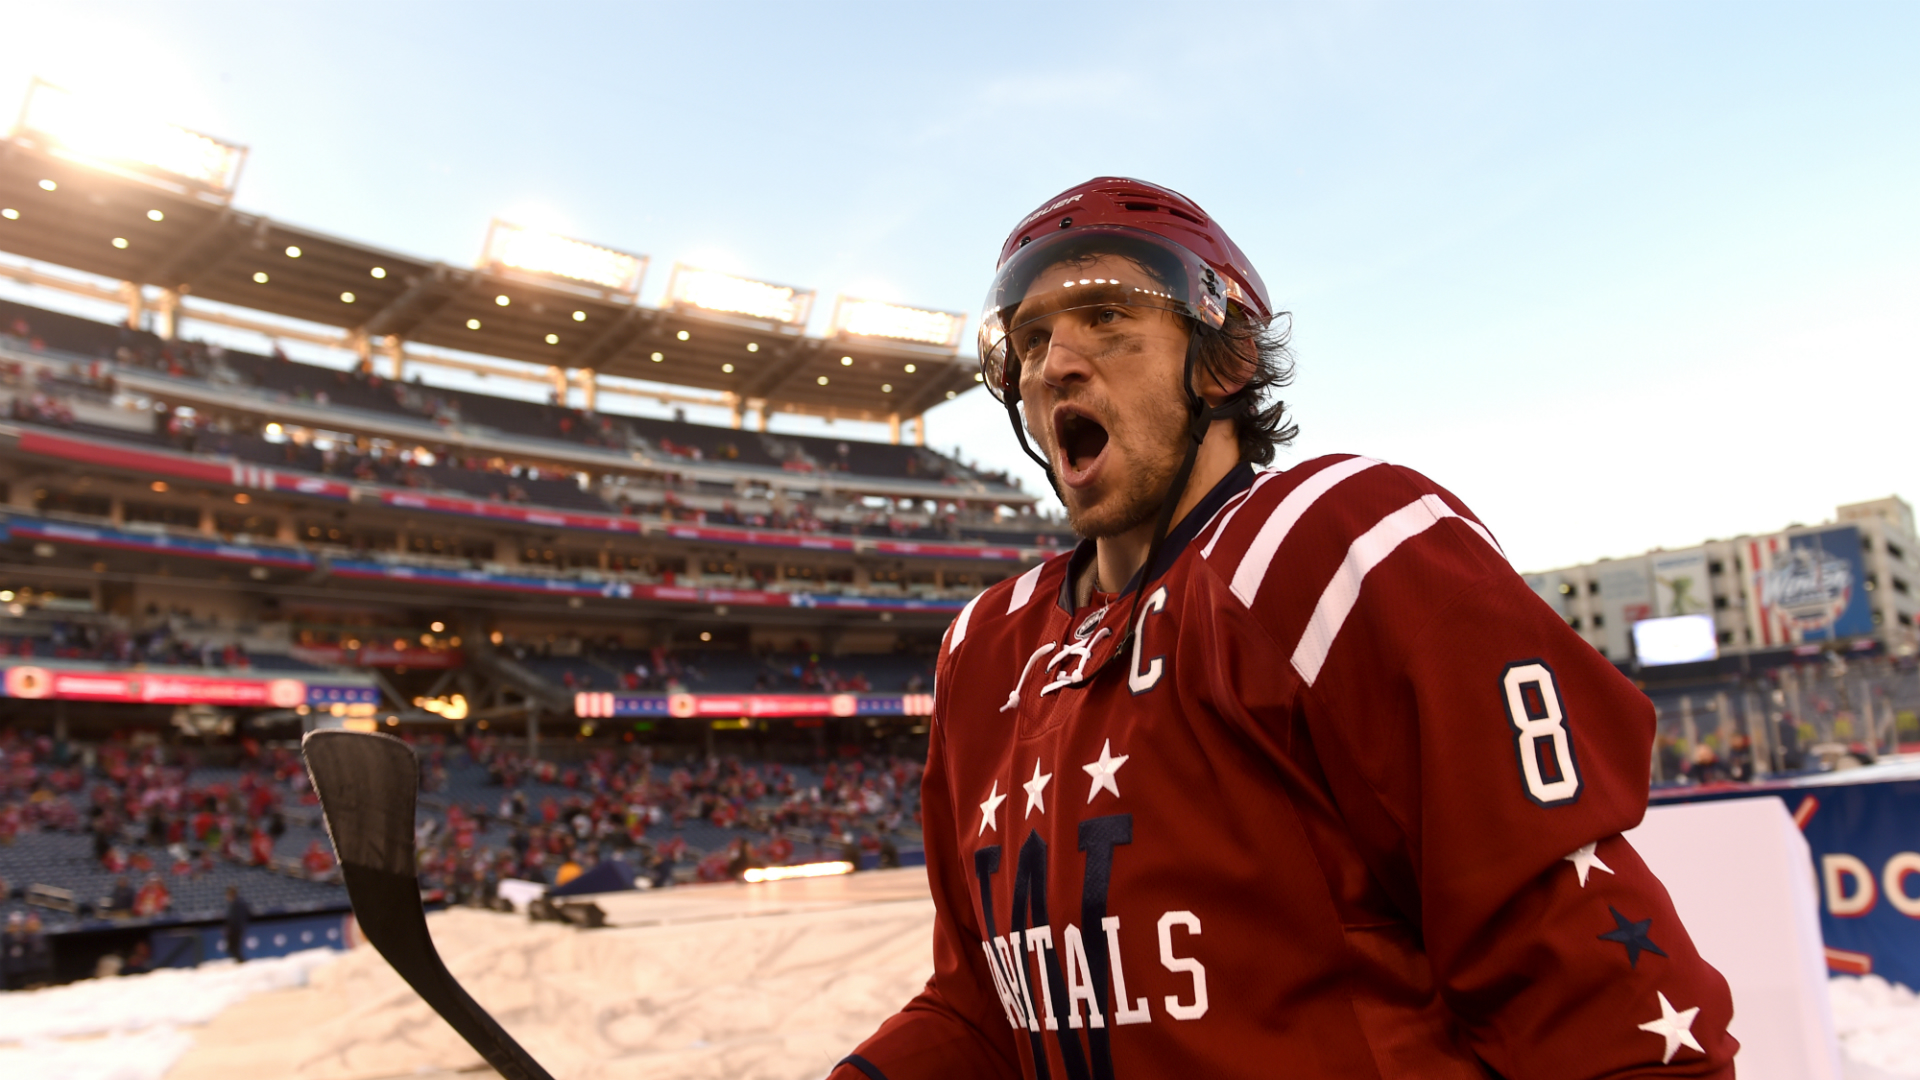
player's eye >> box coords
[1094,307,1124,325]
[1020,329,1049,356]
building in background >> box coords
[1523,497,1920,667]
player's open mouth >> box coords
[1052,406,1110,488]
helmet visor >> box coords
[977,225,1236,402]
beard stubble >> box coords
[1035,383,1190,540]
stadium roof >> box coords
[0,131,982,427]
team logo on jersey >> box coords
[973,815,1208,1079]
[1073,607,1108,641]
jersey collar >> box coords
[1056,461,1258,613]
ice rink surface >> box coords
[2,865,1918,1080]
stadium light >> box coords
[666,264,814,326]
[831,297,966,351]
[413,694,470,721]
[13,78,248,196]
[742,861,855,883]
[480,219,647,297]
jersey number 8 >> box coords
[1501,661,1582,806]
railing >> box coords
[1647,655,1920,781]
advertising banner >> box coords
[1748,526,1874,646]
[0,663,377,708]
[0,665,307,707]
[1656,774,1920,991]
[574,691,936,720]
[1652,548,1715,617]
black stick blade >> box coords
[304,727,420,874]
[303,730,556,1080]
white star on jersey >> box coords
[978,780,1007,837]
[1083,740,1129,803]
[1022,759,1052,818]
[1636,992,1704,1063]
[1564,841,1614,887]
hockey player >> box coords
[830,178,1736,1079]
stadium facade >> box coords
[1523,497,1920,666]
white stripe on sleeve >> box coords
[949,592,983,654]
[1458,515,1505,559]
[1199,468,1282,558]
[1228,456,1380,606]
[1006,563,1045,614]
[1290,494,1467,685]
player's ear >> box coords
[1190,323,1255,406]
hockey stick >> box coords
[302,729,556,1080]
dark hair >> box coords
[1190,309,1297,466]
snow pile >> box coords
[0,1026,196,1080]
[1832,975,1920,1077]
[0,948,341,1080]
[0,948,341,1042]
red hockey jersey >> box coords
[832,456,1736,1080]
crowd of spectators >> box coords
[5,725,925,932]
[0,622,255,670]
[0,732,334,915]
[414,735,921,901]
[8,391,76,428]
[1,908,52,989]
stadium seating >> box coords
[2,303,1087,569]
[2,734,926,942]
[3,297,1077,556]
[0,297,139,359]
[0,830,348,930]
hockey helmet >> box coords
[978,177,1272,403]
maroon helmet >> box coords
[977,177,1272,402]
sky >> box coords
[1,0,1915,572]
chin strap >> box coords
[1070,333,1246,687]
[1004,393,1064,503]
